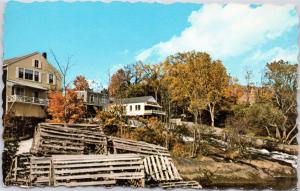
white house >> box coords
[111,96,165,117]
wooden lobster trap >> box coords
[51,154,145,187]
[6,153,145,187]
[110,137,170,158]
[143,155,182,182]
[30,123,107,155]
[5,154,52,187]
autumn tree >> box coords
[108,69,129,98]
[164,51,229,128]
[73,75,89,91]
[164,52,211,156]
[263,60,297,144]
[50,50,73,122]
[48,89,85,123]
[141,63,164,101]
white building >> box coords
[111,96,165,117]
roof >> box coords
[112,96,157,104]
[3,52,39,66]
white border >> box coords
[0,1,299,191]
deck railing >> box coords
[144,110,166,115]
[7,95,48,106]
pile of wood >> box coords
[6,154,145,187]
[110,137,170,157]
[143,155,181,182]
[30,123,107,155]
[6,123,202,189]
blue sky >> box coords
[4,2,299,88]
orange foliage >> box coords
[73,75,89,91]
[48,89,85,123]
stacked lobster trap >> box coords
[5,123,201,189]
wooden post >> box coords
[50,159,55,186]
[13,157,17,182]
[29,157,32,186]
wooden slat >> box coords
[143,155,181,182]
[155,155,165,181]
[55,180,116,187]
[143,158,149,174]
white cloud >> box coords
[87,79,104,92]
[135,4,298,62]
[250,46,298,64]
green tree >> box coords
[264,60,297,143]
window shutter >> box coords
[38,72,41,82]
[47,73,49,84]
[16,67,19,78]
[39,60,42,68]
[32,59,34,67]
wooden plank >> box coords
[155,155,165,181]
[146,156,153,178]
[170,161,182,180]
[40,128,105,140]
[39,144,84,151]
[164,156,174,180]
[55,180,116,187]
[160,155,169,181]
[54,172,144,180]
[40,124,104,136]
[113,144,170,156]
[54,165,143,174]
[143,158,149,174]
[39,132,105,143]
[53,161,142,169]
[150,155,160,180]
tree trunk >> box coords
[191,113,198,158]
[276,127,281,139]
[264,126,271,137]
[208,103,215,127]
[285,123,297,142]
[288,133,298,145]
[154,89,158,101]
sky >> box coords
[3,2,299,89]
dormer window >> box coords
[33,59,41,68]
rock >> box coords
[173,156,297,189]
[241,159,296,177]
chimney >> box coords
[42,52,47,60]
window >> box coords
[34,60,40,68]
[48,74,54,84]
[130,105,132,111]
[14,87,25,96]
[25,69,33,80]
[34,71,39,82]
[18,68,24,79]
[135,105,141,111]
[90,94,94,103]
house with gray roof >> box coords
[110,96,165,117]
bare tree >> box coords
[50,50,74,123]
